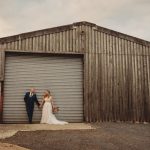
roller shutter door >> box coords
[3,53,83,123]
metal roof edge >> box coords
[0,21,149,47]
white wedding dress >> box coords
[40,96,68,125]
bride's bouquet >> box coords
[52,106,59,113]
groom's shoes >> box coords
[29,120,32,124]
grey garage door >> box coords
[3,53,83,123]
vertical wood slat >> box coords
[104,46,108,121]
[95,31,100,121]
[137,44,140,122]
[0,49,4,122]
[139,44,144,122]
[84,53,89,121]
[134,43,138,122]
[84,26,89,122]
[42,35,46,51]
[111,36,115,121]
[91,28,96,122]
[55,32,59,52]
[62,31,65,52]
[142,45,146,122]
[6,42,10,50]
[97,32,102,121]
[144,46,150,122]
[88,53,92,122]
[24,37,28,51]
[147,47,150,122]
[124,39,128,121]
[18,37,21,50]
[0,81,3,122]
[112,36,116,121]
[75,26,79,53]
[93,30,97,121]
[130,42,135,122]
[115,37,120,120]
[10,42,14,50]
[66,30,69,52]
[109,35,113,121]
[88,26,92,53]
[106,34,111,121]
[129,42,134,121]
[0,50,5,81]
[77,25,82,53]
[29,37,33,51]
[14,41,18,50]
[79,27,82,52]
[49,33,52,51]
[21,39,26,51]
[101,52,105,121]
[0,51,3,80]
[39,36,43,51]
[69,29,73,52]
[121,38,126,121]
[138,44,143,122]
[129,41,134,121]
[52,33,56,52]
[121,39,126,121]
[98,54,103,121]
[91,53,95,122]
[35,36,39,51]
[97,37,101,121]
[11,41,14,50]
[32,37,36,51]
[118,38,122,121]
[45,34,49,51]
[81,25,85,53]
[72,27,76,52]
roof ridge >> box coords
[0,21,149,46]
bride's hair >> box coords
[47,90,51,95]
[43,90,51,98]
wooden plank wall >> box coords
[84,25,150,122]
[0,81,2,122]
[0,51,2,80]
[0,50,5,81]
[0,24,150,122]
[0,25,85,54]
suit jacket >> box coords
[24,92,40,109]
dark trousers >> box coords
[26,105,34,123]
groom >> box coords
[24,88,40,124]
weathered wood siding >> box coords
[0,25,85,53]
[0,22,150,122]
[84,26,150,122]
[0,81,2,122]
[0,50,4,81]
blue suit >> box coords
[24,92,40,123]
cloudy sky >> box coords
[0,0,150,41]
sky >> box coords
[0,0,150,41]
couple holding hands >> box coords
[24,88,68,125]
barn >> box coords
[0,21,150,123]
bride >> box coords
[40,90,68,125]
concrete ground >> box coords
[0,123,93,139]
[0,123,92,150]
[0,123,150,150]
[0,143,29,150]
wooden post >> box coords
[0,81,3,123]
